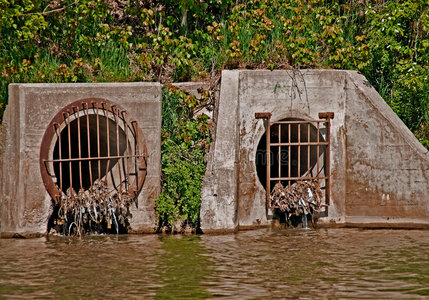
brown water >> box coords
[1,228,429,299]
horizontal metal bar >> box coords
[270,142,329,146]
[255,112,272,119]
[270,204,328,209]
[270,176,328,181]
[44,154,146,163]
[271,120,326,124]
[319,112,335,119]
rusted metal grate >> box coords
[255,112,334,209]
[40,98,147,203]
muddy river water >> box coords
[1,228,429,299]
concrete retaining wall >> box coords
[200,70,429,232]
[1,71,428,235]
[0,83,161,235]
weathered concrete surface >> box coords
[343,71,429,226]
[0,83,161,236]
[200,71,240,232]
[200,69,429,231]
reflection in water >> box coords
[1,228,429,299]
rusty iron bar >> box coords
[297,123,301,178]
[131,121,139,191]
[94,102,101,180]
[271,176,329,181]
[255,112,272,208]
[74,106,83,190]
[319,112,334,205]
[83,103,93,185]
[54,123,63,192]
[319,112,335,119]
[270,141,329,146]
[326,118,331,205]
[122,111,129,191]
[65,111,73,191]
[317,121,320,177]
[307,123,310,177]
[44,154,146,163]
[272,120,326,124]
[103,102,111,182]
[288,123,291,188]
[318,112,334,205]
[278,124,281,183]
[113,106,124,195]
[266,116,271,208]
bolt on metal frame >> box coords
[40,98,147,203]
[255,112,334,209]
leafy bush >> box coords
[1,0,426,144]
[156,86,211,232]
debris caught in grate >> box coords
[50,180,134,235]
[270,180,324,228]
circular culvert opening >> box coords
[40,98,147,234]
[51,114,129,193]
[255,118,326,189]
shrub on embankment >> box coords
[157,85,211,232]
[1,0,428,229]
[1,0,428,146]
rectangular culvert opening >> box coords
[255,113,334,227]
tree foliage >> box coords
[1,0,427,143]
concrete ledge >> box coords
[0,231,45,239]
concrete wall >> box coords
[200,70,429,232]
[0,83,161,235]
[1,71,428,235]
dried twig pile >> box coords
[270,180,323,225]
[51,180,135,235]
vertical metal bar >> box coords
[84,103,93,185]
[115,107,123,195]
[288,123,291,187]
[298,123,301,178]
[317,121,320,176]
[132,121,138,191]
[104,104,111,181]
[266,116,271,208]
[55,123,63,193]
[96,103,101,180]
[66,111,73,192]
[307,122,310,177]
[121,111,128,190]
[75,107,83,190]
[278,124,281,183]
[326,118,331,205]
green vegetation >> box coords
[1,0,428,229]
[157,85,210,232]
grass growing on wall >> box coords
[156,86,211,232]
